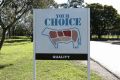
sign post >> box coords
[33,8,90,80]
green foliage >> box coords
[0,0,32,50]
[33,0,55,8]
[58,0,84,8]
[0,39,102,80]
[69,0,84,8]
[87,3,120,40]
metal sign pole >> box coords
[33,54,36,80]
[87,58,90,80]
[87,9,90,80]
[33,11,36,80]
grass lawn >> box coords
[0,37,103,80]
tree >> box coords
[103,5,118,36]
[33,0,55,8]
[87,3,104,39]
[60,0,84,8]
[87,3,119,40]
[112,14,120,39]
[69,0,84,8]
[0,0,32,50]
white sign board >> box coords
[34,8,90,60]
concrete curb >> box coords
[91,58,120,80]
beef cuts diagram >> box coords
[42,27,81,48]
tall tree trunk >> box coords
[0,29,6,50]
[8,28,11,38]
[12,26,15,36]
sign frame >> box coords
[33,8,90,80]
[34,8,90,60]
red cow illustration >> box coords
[42,27,81,48]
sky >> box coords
[54,0,120,14]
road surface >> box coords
[91,41,120,79]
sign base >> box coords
[36,53,88,60]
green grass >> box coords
[0,38,103,80]
[92,35,120,39]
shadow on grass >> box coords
[4,38,31,46]
[5,39,31,43]
[4,42,30,46]
[0,64,13,69]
